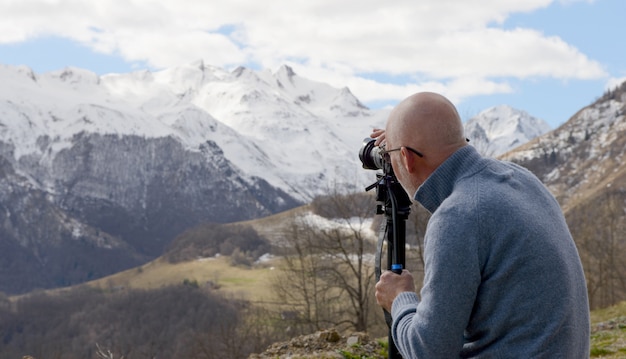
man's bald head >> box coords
[385,92,466,164]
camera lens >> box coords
[359,138,385,170]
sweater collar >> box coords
[414,145,483,213]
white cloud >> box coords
[0,0,609,106]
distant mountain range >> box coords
[1,61,620,295]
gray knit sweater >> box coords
[391,146,590,358]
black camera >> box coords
[359,137,393,174]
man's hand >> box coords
[375,269,416,312]
[371,128,386,146]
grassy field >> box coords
[85,255,281,303]
[590,301,626,358]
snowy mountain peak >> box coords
[465,105,551,157]
[2,64,37,82]
[277,64,297,80]
[52,67,101,85]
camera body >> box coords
[359,137,393,175]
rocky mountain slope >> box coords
[502,85,626,210]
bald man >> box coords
[373,92,590,358]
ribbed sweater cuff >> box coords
[391,291,420,319]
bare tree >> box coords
[271,190,378,333]
[96,343,125,359]
[272,218,339,334]
[574,188,626,309]
[311,215,375,331]
[406,205,430,279]
[594,189,626,308]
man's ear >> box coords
[401,147,418,174]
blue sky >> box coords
[0,0,624,128]
[461,0,626,126]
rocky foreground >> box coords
[249,329,387,359]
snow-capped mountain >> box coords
[465,105,552,157]
[0,62,387,294]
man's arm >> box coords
[390,212,481,358]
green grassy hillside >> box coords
[84,254,279,303]
[590,301,626,358]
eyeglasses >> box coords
[381,146,424,162]
[381,138,469,162]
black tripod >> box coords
[367,171,412,359]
